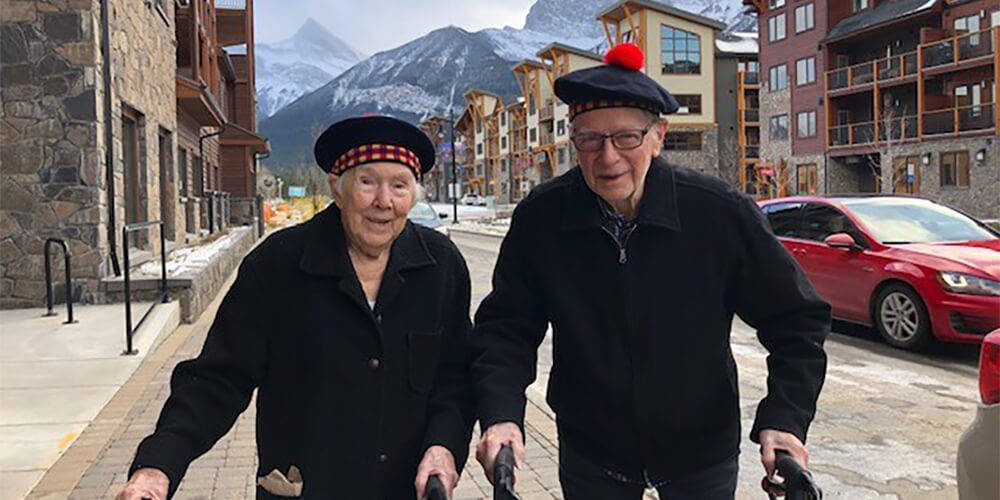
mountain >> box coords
[258,0,756,171]
[258,26,521,170]
[255,19,365,118]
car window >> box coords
[408,203,437,221]
[799,203,860,243]
[762,202,803,238]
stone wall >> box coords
[881,136,999,220]
[0,0,176,309]
[662,124,720,176]
[789,153,826,194]
[759,85,792,169]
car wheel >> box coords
[874,283,932,350]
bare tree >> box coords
[862,95,915,193]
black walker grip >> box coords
[494,444,520,500]
[425,474,448,500]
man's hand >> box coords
[759,429,808,479]
[475,422,524,485]
[115,467,169,500]
[415,445,458,500]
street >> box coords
[450,230,981,500]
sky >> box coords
[254,0,537,55]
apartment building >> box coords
[0,0,267,308]
[747,0,998,218]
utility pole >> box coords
[450,105,458,224]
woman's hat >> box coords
[313,115,436,177]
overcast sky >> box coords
[254,0,537,55]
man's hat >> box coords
[313,115,436,177]
[554,43,679,120]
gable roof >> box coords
[824,0,939,43]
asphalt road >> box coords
[450,229,981,500]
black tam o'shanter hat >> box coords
[313,115,436,177]
[554,43,679,120]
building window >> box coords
[796,164,818,195]
[768,0,785,7]
[476,118,482,133]
[769,64,788,91]
[529,94,536,115]
[530,128,537,142]
[661,25,701,74]
[477,143,483,155]
[501,136,507,149]
[795,4,814,33]
[853,0,869,12]
[940,151,970,187]
[770,114,789,140]
[893,155,921,194]
[500,112,507,127]
[557,119,566,136]
[797,110,816,138]
[663,131,702,151]
[768,14,786,42]
[796,57,815,86]
[674,94,702,114]
[122,107,146,237]
[558,147,566,164]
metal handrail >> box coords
[43,238,76,324]
[122,220,168,356]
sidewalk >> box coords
[0,301,180,500]
[29,267,565,500]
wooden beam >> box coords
[995,26,999,137]
[917,45,924,139]
[602,19,614,48]
[638,8,647,62]
[623,3,636,37]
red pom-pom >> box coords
[603,43,644,71]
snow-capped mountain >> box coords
[258,0,757,170]
[255,19,365,118]
[258,26,520,170]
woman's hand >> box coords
[115,468,169,500]
[415,445,458,499]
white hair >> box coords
[334,166,425,203]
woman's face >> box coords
[331,162,418,256]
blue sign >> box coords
[287,186,306,197]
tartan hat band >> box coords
[330,143,421,178]
[569,100,661,120]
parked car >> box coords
[758,195,1000,350]
[461,193,486,206]
[957,329,999,500]
[408,201,449,237]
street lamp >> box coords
[450,105,458,224]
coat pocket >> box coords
[407,329,442,393]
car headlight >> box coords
[937,272,1000,296]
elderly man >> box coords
[472,44,830,499]
[117,116,475,499]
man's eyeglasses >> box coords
[570,123,655,152]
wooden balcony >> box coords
[922,103,996,137]
[738,71,760,89]
[215,0,252,47]
[921,27,995,76]
[539,99,554,121]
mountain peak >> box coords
[293,18,333,40]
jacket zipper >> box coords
[600,226,636,265]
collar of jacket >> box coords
[559,156,682,232]
[299,203,437,279]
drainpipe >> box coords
[101,0,121,276]
[198,124,226,233]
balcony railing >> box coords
[743,109,760,123]
[923,103,996,136]
[215,0,246,8]
[923,28,994,68]
[539,100,554,120]
[744,145,760,159]
[877,115,919,142]
[828,121,875,147]
[876,51,918,81]
[539,130,554,145]
[739,71,760,86]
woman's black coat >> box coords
[131,204,475,499]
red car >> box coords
[758,195,1000,350]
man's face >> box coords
[571,107,667,208]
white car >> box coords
[957,329,999,500]
[461,193,486,206]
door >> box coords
[158,129,175,241]
[796,203,878,321]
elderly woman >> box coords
[117,116,475,499]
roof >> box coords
[824,0,938,43]
[715,32,758,55]
[537,42,603,61]
[462,89,500,100]
[511,59,547,71]
[597,0,726,31]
